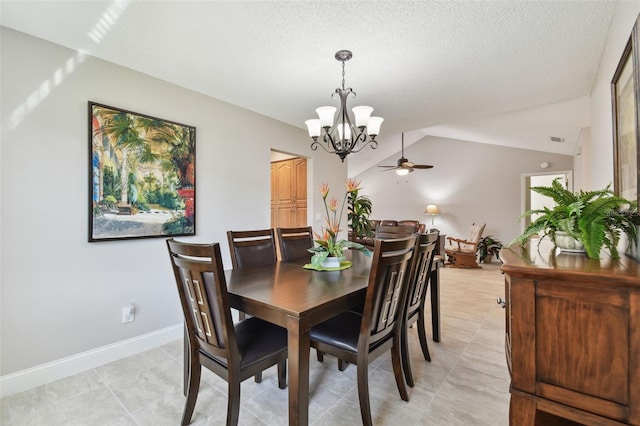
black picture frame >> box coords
[612,14,640,206]
[89,102,196,241]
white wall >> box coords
[355,136,573,245]
[0,28,346,380]
[589,2,640,190]
[573,127,591,191]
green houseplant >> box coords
[308,179,372,267]
[477,235,503,263]
[511,179,638,259]
[347,182,373,239]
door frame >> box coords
[520,170,573,233]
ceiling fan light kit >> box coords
[305,50,383,162]
[379,133,433,174]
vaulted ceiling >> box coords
[1,1,614,168]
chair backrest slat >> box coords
[277,226,313,261]
[360,236,417,348]
[227,229,277,268]
[406,232,439,318]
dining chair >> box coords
[166,239,287,426]
[227,228,278,321]
[227,228,278,269]
[276,226,313,261]
[401,231,439,388]
[310,235,417,426]
[375,224,418,239]
[339,223,417,323]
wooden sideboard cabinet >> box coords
[500,242,640,426]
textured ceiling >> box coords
[1,0,615,164]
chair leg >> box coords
[277,359,287,389]
[356,364,373,426]
[316,349,324,362]
[401,323,415,388]
[254,372,262,383]
[338,359,349,371]
[417,311,431,362]
[227,379,241,426]
[391,338,409,402]
[238,311,246,321]
[181,358,201,426]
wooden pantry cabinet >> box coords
[500,241,640,426]
[271,157,307,229]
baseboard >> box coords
[0,323,183,398]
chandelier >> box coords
[305,50,384,162]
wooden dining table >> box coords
[224,249,372,426]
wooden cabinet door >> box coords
[273,160,294,204]
[275,204,294,229]
[294,158,307,202]
[293,203,307,228]
[271,157,307,228]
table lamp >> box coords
[425,204,440,231]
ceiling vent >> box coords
[549,136,565,143]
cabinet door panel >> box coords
[294,158,307,202]
[274,161,293,203]
[276,204,294,228]
[536,282,629,404]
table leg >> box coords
[287,315,310,426]
[430,262,441,342]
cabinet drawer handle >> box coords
[497,297,506,308]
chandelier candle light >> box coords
[305,50,384,162]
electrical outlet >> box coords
[122,303,135,324]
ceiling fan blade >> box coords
[383,133,434,173]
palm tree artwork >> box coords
[89,102,195,241]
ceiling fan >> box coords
[378,133,433,174]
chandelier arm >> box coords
[323,132,341,153]
[348,137,378,154]
[345,127,365,152]
[311,139,333,154]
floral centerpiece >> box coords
[309,179,372,267]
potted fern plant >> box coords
[511,179,638,259]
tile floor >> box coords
[1,263,510,425]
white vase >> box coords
[320,256,341,268]
[554,231,586,253]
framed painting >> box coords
[89,102,196,241]
[612,15,640,205]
